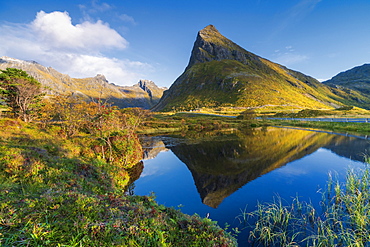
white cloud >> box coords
[287,0,322,20]
[57,54,152,83]
[271,0,322,38]
[91,0,113,12]
[273,46,308,66]
[79,1,114,23]
[274,53,308,66]
[119,14,137,25]
[32,11,128,51]
[0,11,151,86]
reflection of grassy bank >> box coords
[267,119,370,137]
[243,165,370,246]
[0,119,236,246]
[140,111,370,138]
[139,112,248,135]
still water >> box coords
[134,127,369,245]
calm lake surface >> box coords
[134,127,369,245]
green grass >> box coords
[139,112,245,135]
[0,118,237,246]
[140,111,370,138]
[240,164,370,246]
[265,119,370,137]
[1,111,360,246]
[273,106,370,118]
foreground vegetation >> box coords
[3,68,370,246]
[0,69,237,246]
[0,117,236,246]
[242,165,370,246]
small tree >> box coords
[121,107,152,134]
[0,68,43,122]
[50,95,96,138]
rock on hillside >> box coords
[119,79,167,108]
[0,56,166,109]
[153,25,369,111]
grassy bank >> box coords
[242,164,370,246]
[0,118,236,246]
[140,111,370,138]
[138,112,251,135]
[266,119,370,137]
[141,105,370,134]
[4,108,367,246]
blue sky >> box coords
[1,0,370,87]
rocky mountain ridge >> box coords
[323,63,370,95]
[153,25,370,111]
[186,25,265,70]
[0,56,166,109]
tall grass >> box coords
[243,164,370,246]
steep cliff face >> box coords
[153,25,369,112]
[186,25,265,70]
[0,56,165,109]
[137,79,167,105]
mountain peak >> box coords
[199,25,221,37]
[197,25,231,47]
[201,24,218,31]
[186,25,260,70]
[153,26,370,112]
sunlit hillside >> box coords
[153,25,370,112]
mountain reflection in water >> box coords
[139,127,369,208]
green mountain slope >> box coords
[153,25,370,111]
[323,64,370,95]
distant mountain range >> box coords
[323,64,370,95]
[153,25,370,111]
[0,56,166,109]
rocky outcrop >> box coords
[186,25,264,70]
[137,79,167,105]
[138,80,154,97]
[0,56,165,109]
